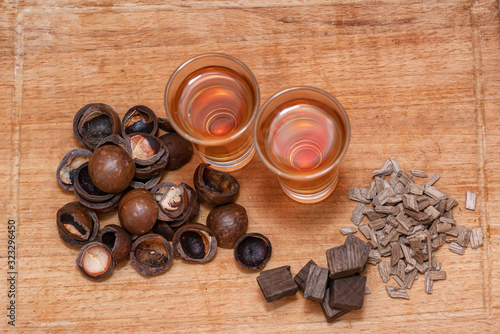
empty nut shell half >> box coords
[152,220,176,241]
[56,202,99,247]
[207,203,248,249]
[76,242,115,280]
[118,188,158,235]
[129,173,162,190]
[88,145,136,194]
[130,234,173,276]
[127,133,166,166]
[172,223,217,263]
[193,163,239,205]
[234,233,272,270]
[73,103,121,150]
[151,182,199,227]
[56,149,92,191]
[159,132,193,171]
[98,224,132,263]
[122,105,158,137]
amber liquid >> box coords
[177,66,252,140]
[265,98,347,200]
[174,66,256,168]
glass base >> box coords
[197,144,256,172]
[278,170,339,204]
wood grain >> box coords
[1,0,499,332]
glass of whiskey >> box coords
[254,87,350,203]
[164,54,260,171]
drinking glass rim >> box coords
[164,53,260,146]
[253,86,351,181]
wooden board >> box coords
[1,0,500,331]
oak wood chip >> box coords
[390,172,399,188]
[372,187,395,206]
[457,226,471,247]
[465,190,477,210]
[364,208,386,221]
[428,271,447,281]
[436,223,452,233]
[367,249,382,265]
[375,205,399,216]
[445,197,458,211]
[385,286,410,299]
[405,269,418,289]
[340,226,357,236]
[374,177,386,194]
[358,224,371,240]
[351,203,366,226]
[369,218,386,231]
[390,157,401,173]
[439,217,456,225]
[373,168,393,178]
[348,186,371,204]
[366,180,377,200]
[378,260,391,283]
[470,228,484,249]
[422,173,440,188]
[412,249,426,264]
[424,205,441,220]
[449,242,466,255]
[408,183,425,196]
[387,215,399,227]
[415,261,429,274]
[410,169,428,178]
[424,186,448,201]
[403,194,419,212]
[425,272,433,294]
[365,286,371,295]
[397,170,414,186]
[391,243,403,266]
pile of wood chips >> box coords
[345,157,484,299]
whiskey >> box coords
[266,98,343,175]
[176,66,253,140]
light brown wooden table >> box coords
[1,0,499,332]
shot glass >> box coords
[254,87,350,203]
[164,54,260,171]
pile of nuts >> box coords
[56,103,271,280]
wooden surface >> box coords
[1,0,500,332]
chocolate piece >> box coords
[257,266,298,302]
[329,275,367,310]
[303,264,329,302]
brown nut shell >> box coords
[118,189,158,235]
[74,188,122,213]
[234,233,272,270]
[122,105,158,137]
[134,148,169,179]
[57,149,92,191]
[76,242,115,280]
[151,182,199,227]
[172,223,217,263]
[157,117,176,133]
[193,163,239,205]
[129,173,162,190]
[73,103,121,150]
[127,133,166,166]
[159,133,193,171]
[207,203,248,249]
[98,224,132,263]
[88,145,136,193]
[56,202,99,247]
[95,134,132,156]
[152,220,176,241]
[73,162,115,202]
[130,234,173,276]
